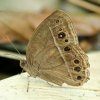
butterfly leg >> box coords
[26,75,30,92]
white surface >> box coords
[0,51,100,100]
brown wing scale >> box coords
[20,10,90,86]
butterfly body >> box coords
[20,10,90,86]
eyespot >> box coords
[77,76,82,80]
[56,20,59,23]
[59,28,62,31]
[74,67,81,72]
[58,32,65,39]
[64,46,70,51]
[65,39,68,42]
[74,59,80,64]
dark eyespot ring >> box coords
[74,67,81,72]
[65,39,68,42]
[77,76,82,80]
[59,28,62,31]
[58,32,65,39]
[74,59,80,64]
[64,46,70,51]
[56,20,59,23]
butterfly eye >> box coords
[65,39,68,42]
[20,60,26,67]
[77,76,82,80]
[74,59,80,64]
[58,32,65,38]
[64,46,70,51]
[74,67,81,72]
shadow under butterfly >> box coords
[20,10,90,86]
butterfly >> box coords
[20,10,90,86]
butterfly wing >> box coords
[20,10,90,86]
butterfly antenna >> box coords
[7,36,21,55]
[0,33,21,55]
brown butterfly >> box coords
[20,10,90,86]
